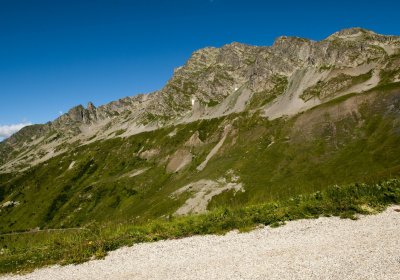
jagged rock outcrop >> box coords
[1,28,400,172]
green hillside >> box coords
[1,84,400,233]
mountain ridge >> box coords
[1,27,400,172]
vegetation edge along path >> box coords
[1,178,399,275]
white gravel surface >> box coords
[2,207,400,280]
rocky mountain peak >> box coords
[87,102,96,111]
[54,102,99,127]
[326,27,377,40]
[67,105,86,122]
[273,35,312,47]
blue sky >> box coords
[0,0,399,138]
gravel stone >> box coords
[2,207,400,280]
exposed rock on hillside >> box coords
[1,28,400,172]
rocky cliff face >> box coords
[1,28,400,172]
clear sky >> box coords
[0,0,399,138]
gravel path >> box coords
[3,207,400,280]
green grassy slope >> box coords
[1,179,399,274]
[1,85,400,234]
